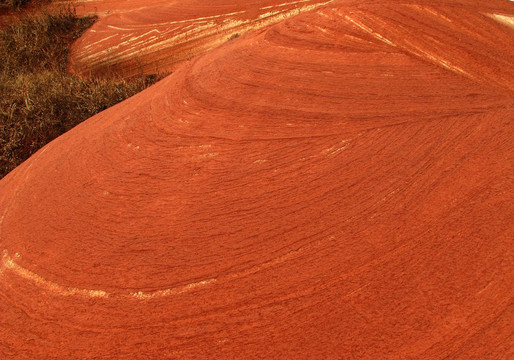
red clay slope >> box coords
[1,0,514,358]
[68,0,335,77]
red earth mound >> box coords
[1,0,513,358]
[68,0,335,77]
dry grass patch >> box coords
[0,0,47,10]
[0,0,31,9]
[0,8,166,178]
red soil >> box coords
[1,0,513,358]
[67,0,335,77]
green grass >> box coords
[0,8,166,178]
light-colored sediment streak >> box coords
[343,15,397,47]
[1,0,513,358]
[0,237,321,300]
[487,13,514,29]
[342,12,472,78]
[69,0,335,77]
[1,249,220,299]
[130,278,217,299]
[1,250,109,298]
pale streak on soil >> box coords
[0,240,315,300]
[1,250,109,298]
[343,15,397,47]
[2,1,513,357]
[405,4,453,23]
[402,40,471,77]
[71,0,335,75]
[0,233,329,300]
[1,249,219,300]
[261,0,313,10]
[343,13,471,78]
[487,13,514,29]
[130,279,217,299]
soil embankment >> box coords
[67,0,335,77]
[1,0,513,358]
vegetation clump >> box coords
[228,33,240,41]
[0,8,165,178]
[0,0,48,10]
[0,0,31,9]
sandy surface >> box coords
[68,0,335,77]
[1,0,513,358]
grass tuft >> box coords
[0,0,47,10]
[0,0,30,10]
[0,8,166,178]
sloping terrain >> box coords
[68,0,335,77]
[1,0,513,358]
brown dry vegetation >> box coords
[0,0,31,9]
[0,0,47,10]
[0,7,165,178]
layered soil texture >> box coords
[1,0,514,358]
[68,0,335,77]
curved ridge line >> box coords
[341,12,473,79]
[1,250,109,298]
[1,250,218,300]
[0,235,324,300]
[130,278,217,299]
[74,0,335,71]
